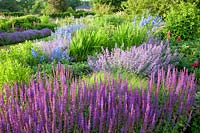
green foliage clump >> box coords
[69,15,157,62]
[40,15,50,24]
[70,62,92,77]
[164,2,200,40]
[92,15,126,27]
[92,3,114,15]
[112,22,148,48]
[0,41,40,66]
[69,26,109,62]
[122,0,200,17]
[188,90,200,133]
[0,41,43,87]
[0,59,32,87]
[172,39,200,81]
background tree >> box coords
[47,0,69,13]
[93,0,127,11]
[69,0,81,9]
[0,0,19,12]
[17,0,35,13]
[30,0,48,14]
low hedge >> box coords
[0,15,41,31]
[0,12,25,17]
[49,12,72,18]
[0,15,57,32]
[0,28,52,45]
[49,10,96,18]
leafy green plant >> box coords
[92,2,114,15]
[172,39,200,81]
[92,14,127,27]
[0,59,32,88]
[164,2,200,40]
[69,26,110,62]
[112,22,148,48]
[122,0,199,17]
[0,41,41,67]
[40,15,49,24]
[70,62,92,77]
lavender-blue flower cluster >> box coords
[0,28,51,45]
[0,64,196,132]
[134,15,163,37]
[32,37,71,62]
[88,39,178,76]
[54,24,86,39]
[30,24,86,62]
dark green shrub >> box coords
[49,10,95,18]
[164,2,200,40]
[171,39,200,81]
[74,10,96,18]
[49,12,71,18]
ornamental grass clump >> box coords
[0,64,196,132]
[88,38,178,76]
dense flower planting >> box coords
[0,28,51,45]
[0,64,196,132]
[33,37,71,62]
[29,24,86,62]
[88,38,178,76]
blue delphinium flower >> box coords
[139,15,153,27]
[40,56,45,61]
[51,46,62,61]
[152,15,162,27]
[31,48,37,58]
[147,14,152,22]
[139,16,145,27]
[133,16,137,26]
[61,49,71,60]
